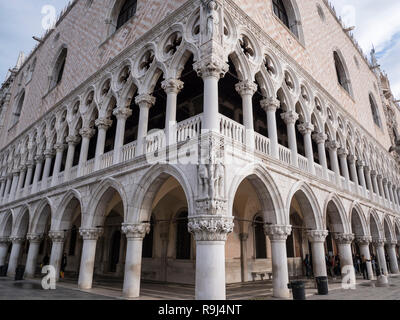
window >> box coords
[369,94,382,128]
[176,211,191,260]
[334,51,351,94]
[116,0,137,30]
[11,91,25,127]
[50,48,67,90]
[273,0,289,29]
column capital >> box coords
[54,143,67,152]
[66,135,81,146]
[113,107,133,120]
[333,233,355,245]
[235,80,258,96]
[26,233,43,243]
[161,78,184,94]
[135,94,156,108]
[312,132,327,144]
[377,174,383,180]
[337,148,348,158]
[347,154,357,164]
[385,240,398,247]
[364,165,370,173]
[307,230,328,242]
[48,230,66,243]
[370,170,377,177]
[9,236,25,244]
[79,127,96,139]
[0,236,10,244]
[188,216,234,241]
[297,122,314,135]
[356,160,365,168]
[264,224,292,241]
[79,228,103,240]
[193,58,229,79]
[382,178,388,185]
[18,165,27,172]
[34,155,45,163]
[239,233,249,241]
[26,160,35,168]
[44,149,55,158]
[326,140,340,151]
[280,111,298,125]
[121,223,150,239]
[260,97,281,112]
[95,117,113,130]
[356,235,372,245]
[372,237,385,246]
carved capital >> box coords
[34,155,45,163]
[297,122,314,135]
[386,240,398,247]
[372,238,386,246]
[0,237,10,245]
[113,107,132,120]
[337,148,348,158]
[312,132,327,144]
[188,216,234,241]
[370,170,377,177]
[54,143,67,152]
[79,228,104,240]
[334,233,355,245]
[235,80,258,96]
[281,111,299,125]
[260,97,280,113]
[326,140,340,151]
[356,160,365,168]
[79,127,96,139]
[48,230,66,243]
[9,236,25,244]
[193,58,229,79]
[26,233,43,243]
[121,223,150,239]
[264,224,292,241]
[44,149,55,158]
[66,135,81,146]
[382,178,388,185]
[135,94,156,108]
[95,117,113,130]
[307,230,329,243]
[161,79,184,94]
[356,235,372,245]
[195,198,227,216]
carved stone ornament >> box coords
[48,230,66,243]
[95,117,113,130]
[161,79,184,95]
[372,238,386,246]
[355,235,372,245]
[9,236,25,244]
[121,223,150,239]
[195,198,227,216]
[307,230,328,243]
[188,215,234,241]
[260,97,280,113]
[135,94,156,108]
[0,237,10,244]
[79,127,96,139]
[113,107,133,120]
[79,228,104,240]
[194,58,229,79]
[235,80,257,97]
[27,233,43,243]
[264,224,292,241]
[333,233,355,245]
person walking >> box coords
[303,254,312,278]
[360,255,369,280]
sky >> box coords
[0,1,399,98]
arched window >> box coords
[273,0,289,29]
[116,0,137,30]
[254,216,267,259]
[176,211,191,260]
[272,0,302,40]
[333,51,351,94]
[11,90,25,127]
[50,48,67,90]
[369,94,382,128]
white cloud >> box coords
[330,0,400,98]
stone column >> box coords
[327,141,340,180]
[42,149,55,183]
[16,165,26,197]
[307,230,328,277]
[32,155,44,193]
[312,133,328,179]
[93,118,113,170]
[7,237,25,276]
[3,174,12,200]
[24,234,43,278]
[78,127,95,177]
[264,224,292,298]
[51,143,66,186]
[298,122,315,174]
[121,223,150,298]
[78,228,103,289]
[357,160,367,196]
[194,59,228,132]
[0,237,10,266]
[348,155,359,187]
[8,171,19,202]
[235,80,258,150]
[364,166,373,198]
[64,135,80,180]
[281,111,299,167]
[188,216,234,300]
[0,177,6,200]
[377,174,385,200]
[23,162,34,196]
[135,94,156,156]
[239,233,249,282]
[49,231,66,280]
[356,236,374,280]
[162,78,184,145]
[113,108,132,164]
[373,238,388,275]
[334,233,356,283]
[338,148,350,189]
[370,170,379,200]
[386,241,399,274]
[388,182,395,206]
[393,186,400,207]
[260,97,281,159]
[383,178,390,205]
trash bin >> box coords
[14,265,25,281]
[288,281,306,300]
[315,276,329,295]
[0,265,7,277]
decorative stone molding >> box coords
[121,223,150,239]
[372,238,386,246]
[95,117,113,130]
[355,235,372,245]
[79,228,104,240]
[337,148,348,158]
[193,58,229,79]
[281,111,299,125]
[264,224,292,241]
[307,230,329,242]
[297,122,314,135]
[347,155,357,164]
[135,94,156,108]
[48,230,66,243]
[312,132,327,144]
[113,107,133,120]
[54,143,67,152]
[66,135,81,146]
[34,155,45,163]
[0,237,10,244]
[9,236,25,244]
[26,233,43,243]
[188,215,234,241]
[333,233,355,244]
[260,97,280,112]
[195,198,227,216]
[234,80,258,96]
[356,160,365,168]
[79,127,96,139]
[326,140,340,151]
[370,170,377,177]
[44,149,55,158]
[161,78,184,94]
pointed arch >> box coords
[323,194,351,233]
[383,216,395,242]
[30,198,53,235]
[349,202,368,236]
[369,209,383,239]
[12,206,30,237]
[52,189,83,231]
[0,210,13,237]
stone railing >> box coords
[176,113,202,143]
[279,145,292,166]
[219,115,244,144]
[254,132,270,155]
